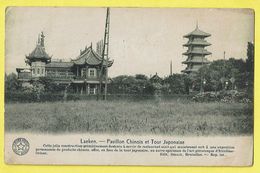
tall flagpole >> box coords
[104,8,110,100]
[98,8,110,100]
[170,60,172,76]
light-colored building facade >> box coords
[16,32,113,95]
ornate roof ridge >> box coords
[72,46,92,61]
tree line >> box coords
[5,42,254,99]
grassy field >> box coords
[5,99,253,136]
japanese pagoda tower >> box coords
[182,24,211,75]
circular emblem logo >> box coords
[12,138,30,156]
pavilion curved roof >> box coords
[72,46,113,67]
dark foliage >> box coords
[193,58,248,92]
[246,42,254,100]
[163,73,189,94]
[5,73,20,92]
[192,90,251,103]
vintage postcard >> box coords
[4,7,254,166]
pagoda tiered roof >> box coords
[183,40,211,47]
[183,26,211,38]
[25,32,51,65]
[182,58,210,64]
[182,49,212,56]
[181,68,198,73]
[26,45,51,60]
[72,45,113,67]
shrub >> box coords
[192,90,251,103]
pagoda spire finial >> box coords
[196,20,199,29]
[40,31,45,47]
[37,34,41,45]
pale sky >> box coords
[5,7,254,77]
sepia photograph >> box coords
[4,7,254,165]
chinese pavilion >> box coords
[16,32,114,95]
[181,24,211,75]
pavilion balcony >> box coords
[74,76,105,80]
[16,68,32,81]
[73,76,109,84]
[17,72,32,81]
[46,74,75,80]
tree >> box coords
[143,82,155,95]
[109,74,157,95]
[246,42,254,73]
[40,77,67,92]
[135,74,148,81]
[209,70,221,92]
[246,42,254,99]
[163,74,187,94]
[183,75,192,94]
[193,58,247,92]
[193,65,214,92]
[5,73,19,92]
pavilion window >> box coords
[90,70,94,76]
[103,68,107,75]
[88,68,96,77]
[37,68,40,74]
[81,68,86,77]
[89,87,95,95]
[32,69,35,74]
